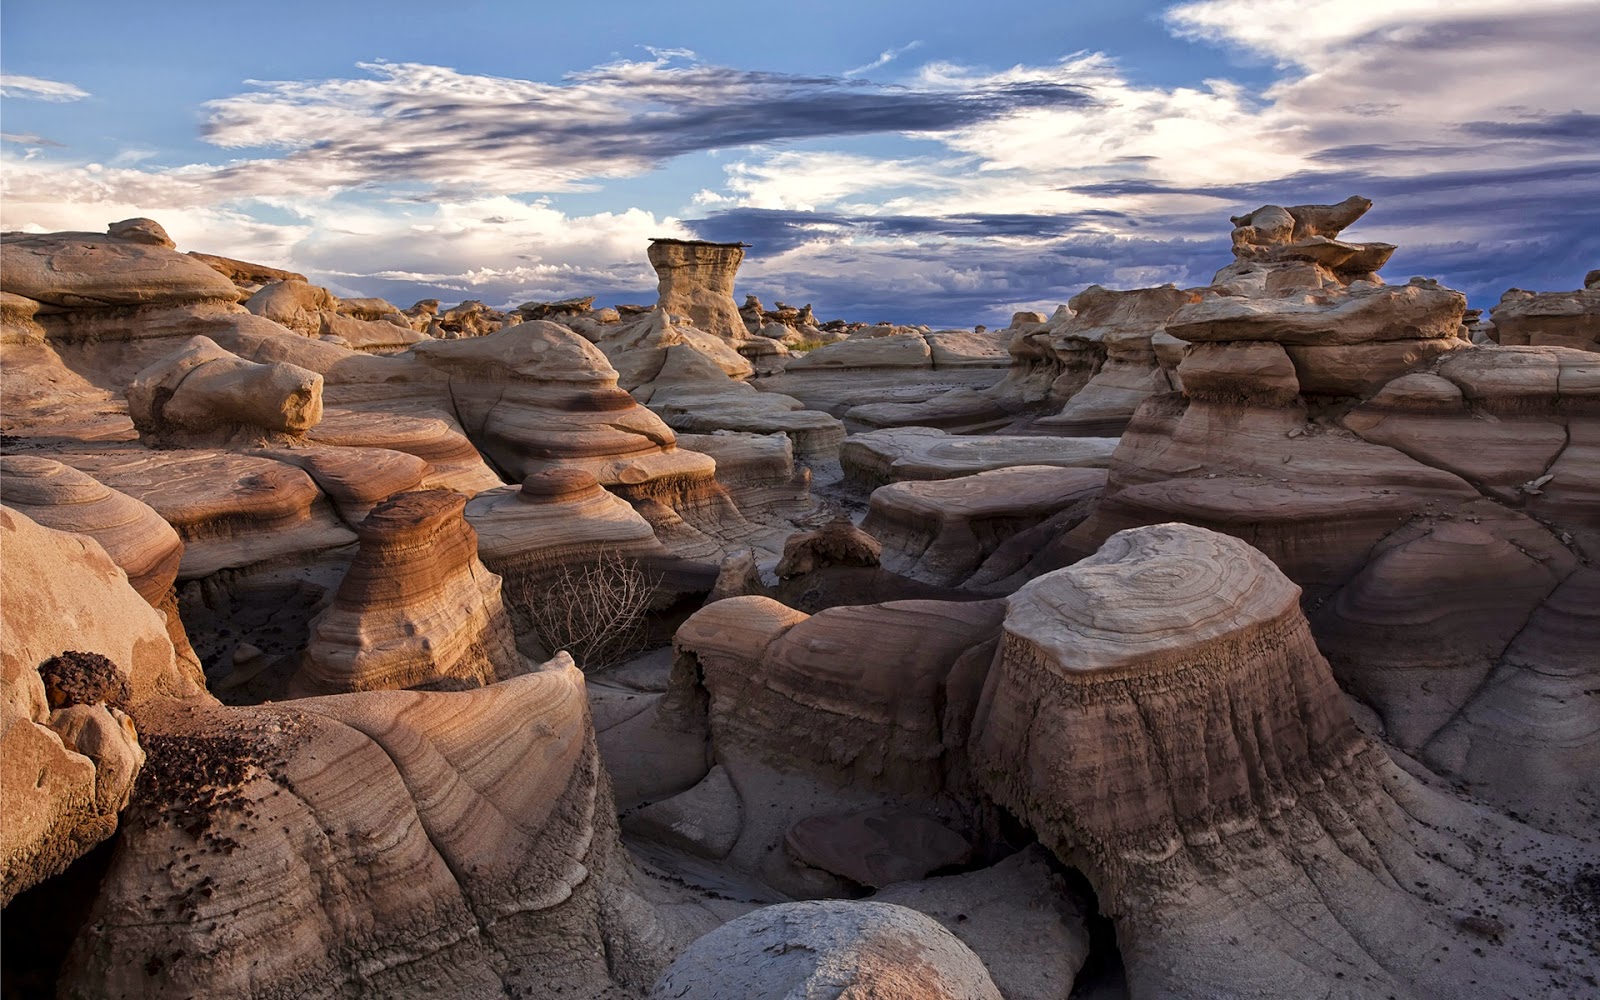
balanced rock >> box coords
[647,238,750,344]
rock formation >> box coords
[126,336,324,447]
[841,426,1116,490]
[293,490,525,695]
[647,238,751,345]
[972,523,1599,998]
[60,658,675,998]
[650,900,1003,1000]
[1489,280,1600,351]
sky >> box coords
[2,0,1597,327]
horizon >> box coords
[3,0,1597,326]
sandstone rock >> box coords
[0,506,205,707]
[647,238,750,344]
[62,659,672,998]
[1489,282,1600,352]
[841,426,1116,491]
[242,279,337,335]
[785,806,971,888]
[125,335,323,447]
[651,900,1003,1000]
[1166,281,1465,346]
[874,846,1091,1000]
[187,251,306,289]
[668,596,1004,796]
[775,518,882,577]
[294,489,525,695]
[972,523,1594,997]
[59,450,356,579]
[0,456,182,607]
[784,331,932,370]
[863,465,1106,588]
[1,229,242,309]
[106,218,174,249]
[622,764,742,860]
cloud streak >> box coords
[844,40,925,78]
[0,74,90,101]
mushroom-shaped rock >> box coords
[126,335,323,447]
[970,523,1597,997]
[294,489,525,695]
[651,900,1003,1000]
[61,658,670,998]
[647,238,750,344]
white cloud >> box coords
[844,40,924,78]
[0,74,90,101]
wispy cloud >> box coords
[0,74,90,101]
[844,40,924,78]
[1,131,65,147]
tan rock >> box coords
[647,238,750,343]
[63,660,672,998]
[841,426,1116,491]
[186,251,306,288]
[125,335,323,447]
[242,279,337,335]
[1,229,242,309]
[294,489,525,695]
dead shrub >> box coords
[507,551,655,672]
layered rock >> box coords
[841,426,1116,491]
[61,659,673,998]
[647,238,750,345]
[650,900,1002,1000]
[972,523,1599,998]
[293,490,525,695]
[1489,281,1600,352]
[862,465,1107,587]
[126,335,324,447]
[466,469,667,586]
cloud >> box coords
[1,132,65,147]
[191,57,1092,197]
[0,74,90,101]
[2,2,1595,325]
[844,40,925,78]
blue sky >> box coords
[3,0,1597,326]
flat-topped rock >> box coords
[864,465,1107,587]
[647,239,749,343]
[1,228,242,309]
[842,426,1117,490]
[58,450,356,579]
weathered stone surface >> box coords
[1166,281,1466,346]
[294,490,525,695]
[62,659,672,999]
[622,764,742,860]
[126,335,323,447]
[973,523,1597,998]
[842,426,1116,490]
[1,228,242,309]
[648,239,749,344]
[650,900,1003,1000]
[1490,283,1600,352]
[863,465,1107,587]
[785,807,971,888]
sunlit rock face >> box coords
[0,505,211,904]
[647,238,751,345]
[1489,280,1600,352]
[58,657,674,999]
[972,523,1600,1000]
[293,489,527,696]
[126,336,324,448]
